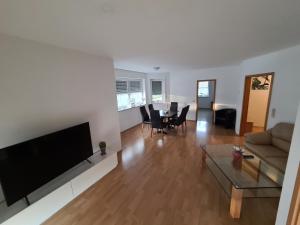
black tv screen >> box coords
[0,122,93,206]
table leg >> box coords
[202,149,206,162]
[230,186,243,219]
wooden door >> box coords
[239,77,251,136]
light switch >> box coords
[271,108,276,118]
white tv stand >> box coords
[0,150,118,225]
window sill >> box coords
[151,101,165,103]
[117,105,146,112]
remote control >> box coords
[243,155,254,159]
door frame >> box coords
[287,163,300,225]
[196,79,217,121]
[239,72,274,136]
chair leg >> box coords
[185,121,187,127]
[142,123,144,129]
[151,128,153,137]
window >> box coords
[198,81,209,97]
[116,79,146,111]
[151,80,165,102]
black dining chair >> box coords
[170,102,178,118]
[139,106,151,129]
[150,110,168,137]
[170,102,178,113]
[148,104,154,112]
[170,106,189,132]
[183,105,190,127]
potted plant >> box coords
[99,141,106,155]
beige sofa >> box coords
[244,122,294,173]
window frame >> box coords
[198,81,210,97]
[116,78,146,112]
[150,79,166,103]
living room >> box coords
[0,1,300,225]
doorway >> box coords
[239,73,274,136]
[196,79,216,123]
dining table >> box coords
[157,110,177,133]
[159,110,178,119]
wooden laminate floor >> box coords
[44,121,279,225]
[197,109,213,123]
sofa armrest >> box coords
[245,132,272,145]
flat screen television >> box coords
[0,122,93,206]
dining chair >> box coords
[170,102,178,118]
[139,106,151,129]
[170,106,189,132]
[183,105,190,127]
[170,102,178,112]
[150,110,168,137]
[148,104,154,112]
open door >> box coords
[196,79,216,123]
[239,73,274,136]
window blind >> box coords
[152,81,162,95]
[115,79,145,111]
[116,80,128,93]
[129,80,142,92]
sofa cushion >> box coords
[272,137,291,153]
[264,156,287,173]
[244,142,288,158]
[245,132,272,145]
[271,123,294,142]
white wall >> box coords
[0,33,121,154]
[169,65,242,121]
[118,108,143,132]
[115,69,147,132]
[236,44,300,133]
[275,104,300,225]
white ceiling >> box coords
[0,0,300,73]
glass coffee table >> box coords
[201,144,282,219]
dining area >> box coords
[139,102,190,137]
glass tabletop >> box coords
[159,110,177,118]
[202,144,282,189]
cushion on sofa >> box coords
[264,156,287,173]
[244,142,288,158]
[245,132,272,145]
[272,137,291,153]
[270,123,294,153]
[271,123,294,142]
